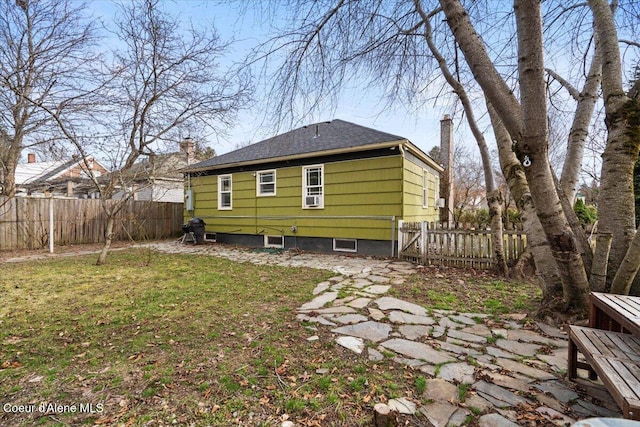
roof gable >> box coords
[122,152,189,181]
[186,119,406,171]
[16,157,109,186]
[15,161,69,184]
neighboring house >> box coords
[182,119,444,256]
[15,153,108,198]
[112,140,195,203]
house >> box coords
[15,153,108,198]
[182,119,445,256]
[114,140,195,203]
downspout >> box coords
[253,173,258,235]
[391,215,396,257]
[398,143,406,258]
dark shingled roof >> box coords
[185,119,407,171]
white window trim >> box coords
[218,175,232,210]
[333,238,357,253]
[264,235,284,248]
[422,169,429,208]
[434,175,440,209]
[256,169,276,197]
[302,164,324,209]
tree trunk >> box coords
[488,101,563,304]
[589,0,640,287]
[591,233,612,292]
[1,138,21,197]
[415,1,507,275]
[511,247,535,279]
[610,228,640,295]
[438,0,522,138]
[97,213,115,265]
[2,156,18,197]
[487,189,508,275]
[554,172,593,276]
[515,0,589,313]
[373,403,397,427]
[555,46,603,203]
[441,0,590,313]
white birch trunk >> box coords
[441,0,590,312]
[488,101,563,303]
[589,0,640,288]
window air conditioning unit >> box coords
[305,195,322,206]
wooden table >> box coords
[590,292,640,337]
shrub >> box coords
[574,199,597,225]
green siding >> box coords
[186,153,440,244]
[402,157,440,222]
[188,156,403,241]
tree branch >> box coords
[545,68,581,100]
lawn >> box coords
[0,248,541,426]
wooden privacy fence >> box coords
[0,196,184,251]
[398,220,527,269]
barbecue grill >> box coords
[181,217,206,244]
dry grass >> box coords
[1,247,542,426]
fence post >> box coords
[420,220,427,265]
[397,219,404,258]
[49,197,54,253]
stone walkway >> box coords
[9,240,618,425]
[141,241,622,426]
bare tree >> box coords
[42,0,250,264]
[547,53,603,204]
[452,146,485,218]
[248,0,640,308]
[487,101,563,307]
[442,0,591,311]
[415,0,507,274]
[0,0,96,197]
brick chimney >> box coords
[180,138,195,165]
[28,153,36,163]
[440,115,454,228]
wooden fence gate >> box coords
[398,220,527,269]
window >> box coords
[422,170,429,208]
[218,175,232,210]
[264,235,284,248]
[333,238,357,253]
[303,165,324,208]
[434,175,440,208]
[257,170,276,196]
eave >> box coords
[182,139,442,174]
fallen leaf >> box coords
[1,361,21,369]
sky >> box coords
[89,0,459,157]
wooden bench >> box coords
[590,292,640,336]
[568,325,640,420]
